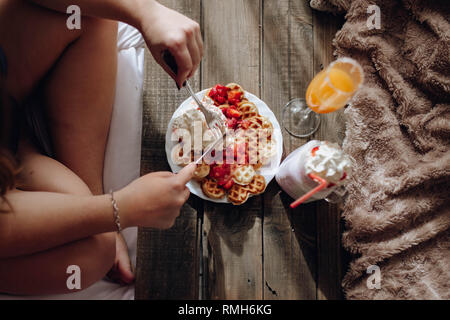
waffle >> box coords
[258,139,277,165]
[227,174,266,205]
[193,162,210,181]
[238,102,259,120]
[244,174,266,195]
[252,161,263,171]
[232,165,256,185]
[226,83,245,96]
[227,183,250,205]
[233,128,274,168]
[245,116,273,138]
[201,178,226,199]
[259,116,274,138]
[246,116,263,130]
[244,129,260,166]
[238,98,249,107]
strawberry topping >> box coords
[208,84,243,107]
[227,118,239,129]
[311,146,320,157]
[222,179,235,190]
[226,108,241,119]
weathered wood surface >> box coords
[261,0,317,300]
[136,0,344,300]
[135,0,202,300]
[202,0,263,300]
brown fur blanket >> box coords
[310,0,450,299]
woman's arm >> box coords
[0,232,115,295]
[0,163,196,259]
[29,0,145,27]
[0,191,116,258]
[29,0,203,87]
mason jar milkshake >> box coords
[275,140,352,204]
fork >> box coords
[183,80,226,140]
[162,50,226,142]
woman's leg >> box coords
[0,0,82,102]
[43,18,118,195]
[0,142,116,295]
[0,0,118,195]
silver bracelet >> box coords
[109,190,122,233]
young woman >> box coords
[0,0,200,295]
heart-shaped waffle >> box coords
[258,139,277,166]
[193,162,210,181]
[243,129,260,166]
[259,116,274,138]
[237,98,249,107]
[238,102,259,120]
[261,116,273,130]
[201,178,226,199]
[246,116,273,138]
[232,165,256,185]
[226,83,245,96]
[244,174,266,195]
[227,183,250,205]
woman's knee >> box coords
[0,0,83,101]
[82,16,118,41]
[17,145,94,196]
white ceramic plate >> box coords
[165,89,283,203]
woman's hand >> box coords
[29,0,203,88]
[107,233,135,285]
[137,0,203,88]
[116,164,196,230]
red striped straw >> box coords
[290,173,328,209]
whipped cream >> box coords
[172,107,207,135]
[172,96,228,150]
[305,142,352,185]
[202,96,228,134]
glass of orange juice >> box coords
[282,57,363,137]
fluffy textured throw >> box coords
[310,0,450,299]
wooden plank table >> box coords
[135,0,345,300]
